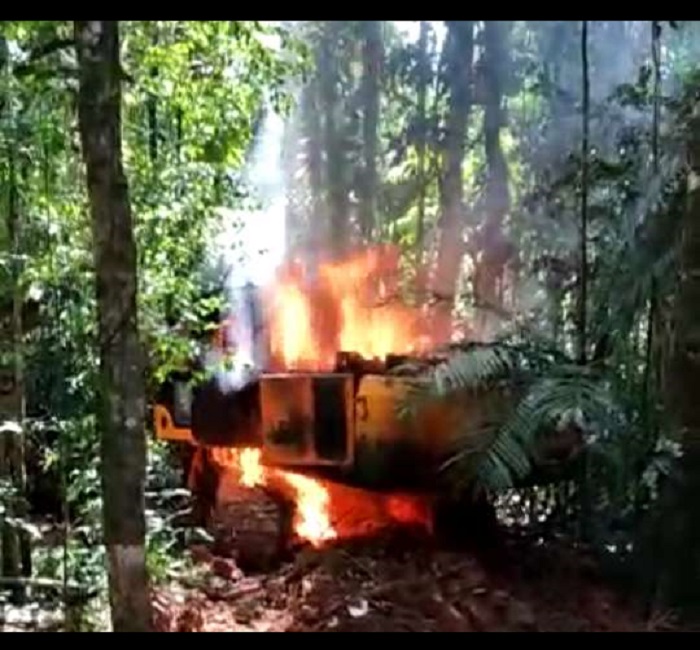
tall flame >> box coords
[266,245,429,370]
[206,246,437,548]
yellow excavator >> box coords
[152,279,483,495]
[152,273,579,562]
[152,317,492,565]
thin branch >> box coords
[15,37,74,70]
[13,37,135,85]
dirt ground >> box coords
[152,526,672,632]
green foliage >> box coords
[414,335,679,555]
[420,341,587,491]
[0,20,306,626]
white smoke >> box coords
[207,108,288,390]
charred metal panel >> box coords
[260,373,353,467]
[312,376,348,461]
[259,374,313,464]
[351,374,454,489]
[351,438,434,490]
[190,377,261,447]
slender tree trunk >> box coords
[576,19,591,543]
[474,21,512,339]
[643,21,663,429]
[0,35,31,596]
[301,78,325,259]
[359,21,382,242]
[430,21,475,344]
[415,20,429,256]
[318,23,348,257]
[9,150,31,583]
[74,20,152,633]
[577,20,590,365]
[282,102,302,256]
[146,25,159,167]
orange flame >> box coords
[266,245,429,370]
[238,448,264,487]
[210,447,432,547]
[281,472,336,544]
[211,447,336,546]
[205,246,438,547]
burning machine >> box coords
[154,351,470,491]
[153,248,472,492]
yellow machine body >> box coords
[354,374,464,455]
[154,369,484,490]
[153,404,193,443]
[153,373,465,452]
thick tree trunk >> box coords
[0,74,31,592]
[654,100,700,621]
[531,21,581,350]
[74,20,152,632]
[430,21,475,344]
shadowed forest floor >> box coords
[152,528,673,632]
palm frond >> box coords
[428,341,628,495]
[432,343,519,395]
[431,339,566,396]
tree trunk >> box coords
[0,46,31,592]
[300,78,326,263]
[8,147,31,584]
[531,21,579,349]
[74,20,152,632]
[654,99,700,621]
[576,20,590,366]
[415,21,430,257]
[474,21,512,340]
[430,21,475,345]
[146,25,159,167]
[318,23,349,257]
[359,21,382,242]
